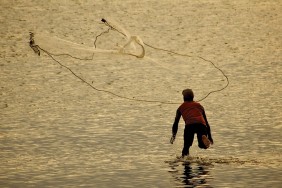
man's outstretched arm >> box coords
[170,109,181,144]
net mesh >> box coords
[29,18,229,104]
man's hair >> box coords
[182,89,194,101]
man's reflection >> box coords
[168,161,212,187]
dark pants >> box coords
[182,123,208,156]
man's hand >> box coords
[170,135,176,144]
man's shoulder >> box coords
[193,102,204,109]
[179,101,204,109]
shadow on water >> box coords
[167,160,212,188]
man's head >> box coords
[182,89,194,101]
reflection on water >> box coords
[166,155,273,188]
[167,159,212,187]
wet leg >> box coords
[197,124,210,149]
[182,125,194,156]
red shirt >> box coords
[178,101,206,126]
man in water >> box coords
[170,89,213,157]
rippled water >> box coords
[1,0,281,187]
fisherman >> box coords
[170,89,213,157]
